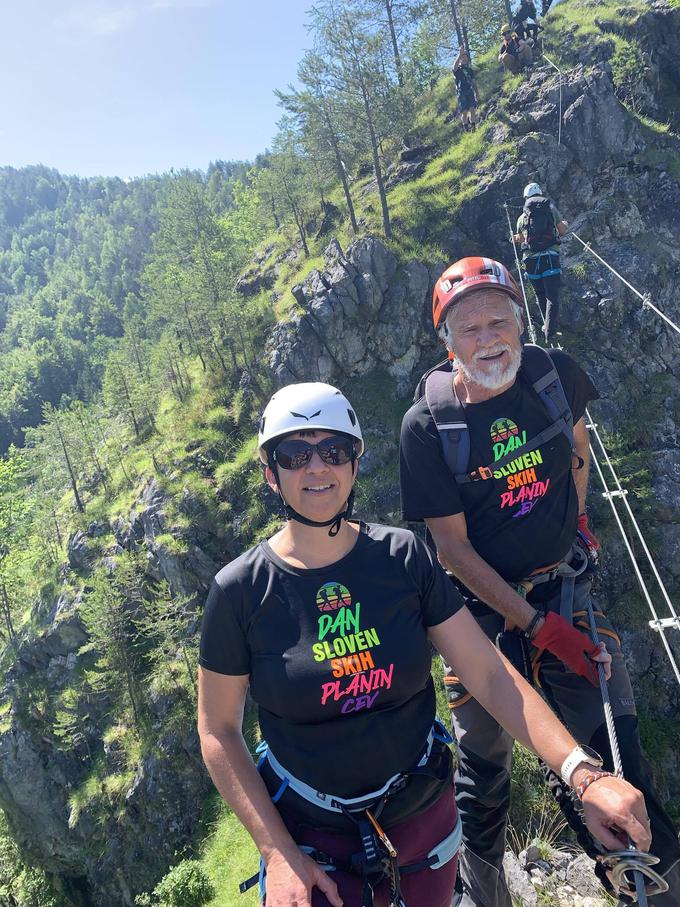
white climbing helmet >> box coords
[524,182,542,198]
[257,382,364,464]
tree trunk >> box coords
[75,408,109,493]
[282,175,310,257]
[449,0,464,49]
[462,17,471,58]
[383,0,404,86]
[360,78,391,240]
[53,409,85,513]
[324,112,358,233]
[504,0,513,25]
[269,192,281,229]
[116,367,141,439]
[0,582,16,645]
[51,506,63,547]
[183,301,207,371]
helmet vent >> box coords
[347,409,356,426]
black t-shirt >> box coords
[400,349,598,586]
[500,36,521,55]
[199,523,463,799]
[454,65,474,93]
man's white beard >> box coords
[455,342,522,390]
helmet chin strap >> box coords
[269,459,356,537]
[281,489,355,537]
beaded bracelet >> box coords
[576,770,616,801]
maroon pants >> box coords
[269,783,458,907]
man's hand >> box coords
[532,612,611,685]
[578,512,601,552]
[580,775,651,853]
[265,849,343,907]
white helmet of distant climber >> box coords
[523,182,542,198]
[257,382,364,465]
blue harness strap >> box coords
[525,249,561,279]
[256,719,451,815]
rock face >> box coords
[268,236,433,397]
[0,479,219,906]
[504,844,611,907]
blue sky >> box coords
[1,0,313,178]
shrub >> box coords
[152,859,215,907]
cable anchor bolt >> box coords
[601,489,628,500]
[649,617,680,631]
[642,293,652,309]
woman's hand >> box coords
[265,849,343,907]
[581,775,652,853]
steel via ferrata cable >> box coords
[570,231,680,337]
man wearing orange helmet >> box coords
[399,257,680,907]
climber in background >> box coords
[453,49,479,132]
[498,25,533,75]
[512,0,540,43]
[513,181,568,341]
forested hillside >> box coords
[1,0,679,904]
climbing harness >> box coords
[524,249,561,280]
[240,720,462,905]
[582,596,669,904]
[570,230,680,337]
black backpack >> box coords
[455,66,473,92]
[414,345,575,484]
[523,196,559,253]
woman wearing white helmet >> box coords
[197,383,649,907]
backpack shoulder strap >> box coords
[423,367,470,482]
[413,357,450,403]
[521,344,574,447]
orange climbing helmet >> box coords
[432,256,522,331]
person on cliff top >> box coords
[513,181,568,341]
[498,25,533,75]
[197,380,652,907]
[399,257,680,907]
[512,0,540,43]
[453,49,479,133]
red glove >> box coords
[577,512,600,552]
[532,611,601,686]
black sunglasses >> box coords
[273,435,355,471]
